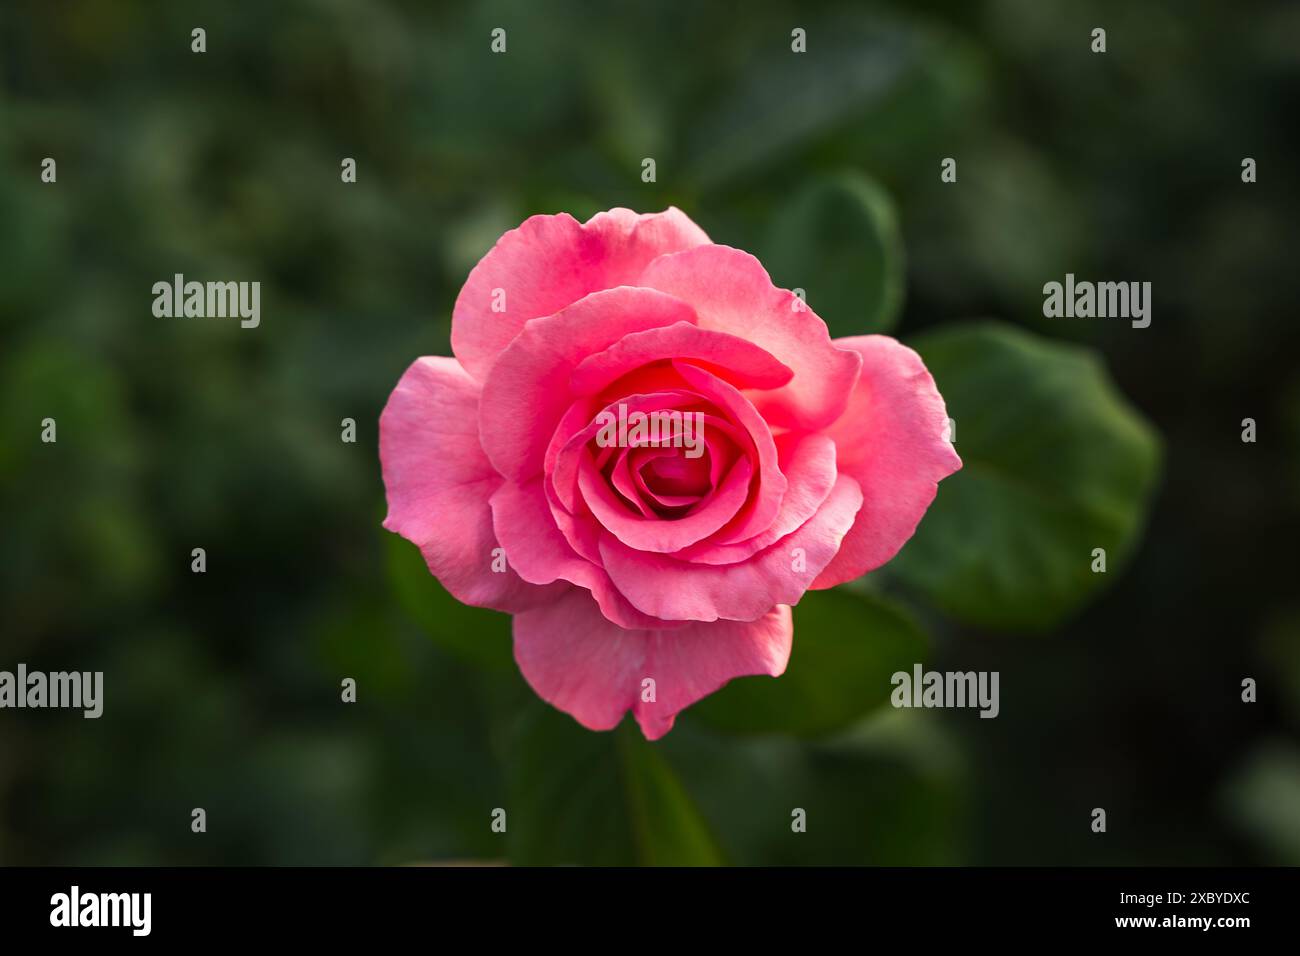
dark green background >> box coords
[2,0,1298,865]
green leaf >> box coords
[384,533,514,670]
[891,321,1161,631]
[503,704,723,866]
[689,588,927,736]
[759,171,905,336]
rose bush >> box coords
[380,207,959,739]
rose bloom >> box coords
[380,208,959,739]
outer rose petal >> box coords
[639,244,863,431]
[379,356,563,612]
[812,335,962,588]
[513,588,792,740]
[451,207,711,382]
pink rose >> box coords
[380,207,960,739]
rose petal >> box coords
[599,473,864,622]
[551,389,702,514]
[513,588,792,740]
[673,363,786,544]
[672,432,838,565]
[812,335,962,588]
[635,442,714,504]
[479,287,698,481]
[490,476,682,630]
[452,207,710,382]
[610,447,659,517]
[379,356,563,612]
[570,320,793,396]
[639,244,862,430]
[579,453,753,553]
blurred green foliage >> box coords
[1,0,1297,865]
[692,588,927,737]
[896,322,1161,630]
